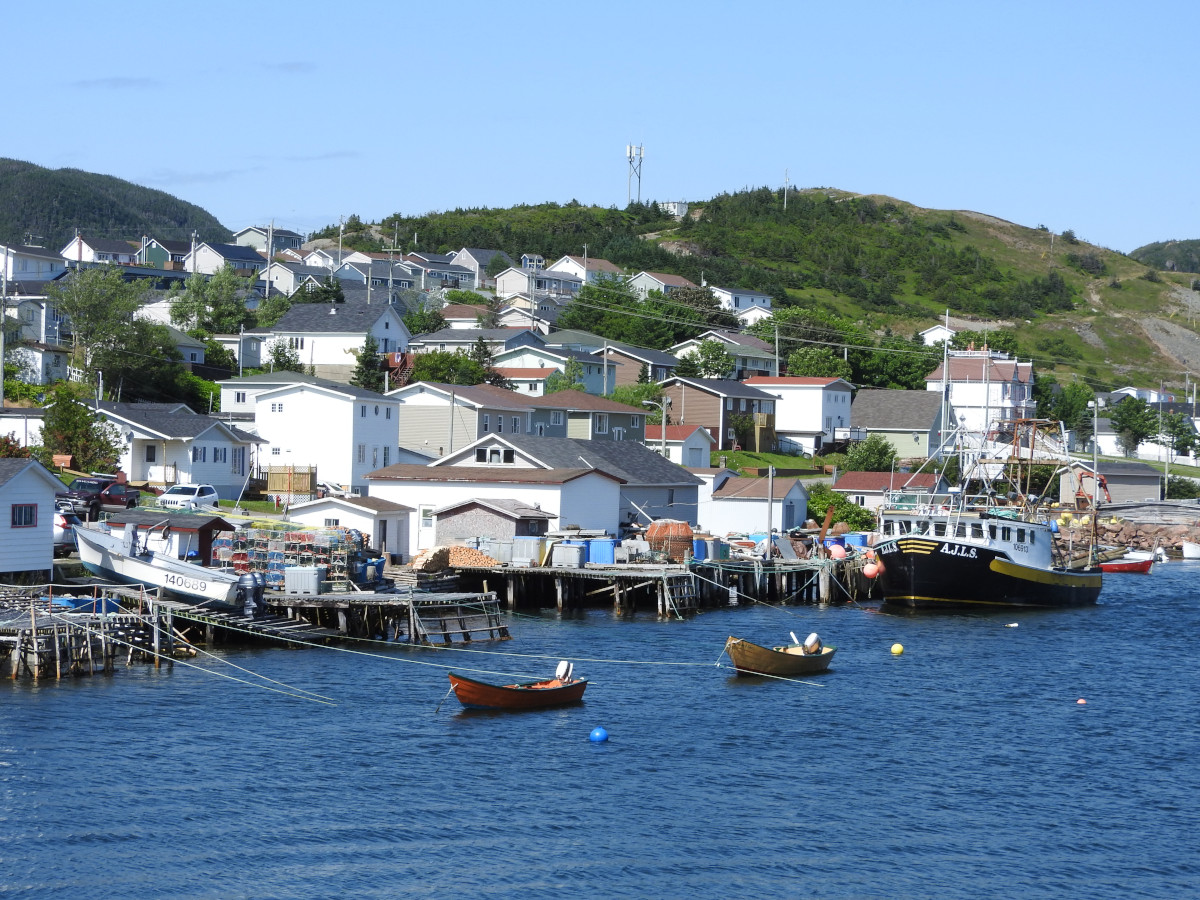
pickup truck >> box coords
[55,477,141,521]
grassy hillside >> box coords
[1129,239,1200,274]
[323,189,1199,393]
[0,158,231,250]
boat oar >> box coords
[434,683,455,714]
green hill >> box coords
[1129,239,1200,274]
[0,158,231,250]
[324,190,1198,393]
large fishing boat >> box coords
[874,419,1102,610]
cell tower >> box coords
[626,143,644,206]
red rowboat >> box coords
[1098,557,1154,574]
[448,662,587,710]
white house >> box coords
[644,423,716,466]
[186,242,267,275]
[925,351,1035,434]
[709,285,772,316]
[698,473,809,536]
[264,302,410,382]
[743,376,855,454]
[628,271,699,299]
[545,254,625,285]
[212,330,265,370]
[0,407,45,449]
[494,266,582,300]
[919,323,956,346]
[0,458,69,579]
[96,402,259,499]
[366,458,623,558]
[59,236,138,266]
[491,345,617,395]
[286,495,413,563]
[1,243,68,282]
[736,306,774,329]
[254,381,400,494]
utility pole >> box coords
[338,216,345,269]
[783,168,789,211]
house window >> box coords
[528,383,537,391]
[596,414,609,434]
[383,446,390,466]
[192,446,207,463]
[386,408,391,419]
[145,445,156,463]
[512,416,520,433]
[727,428,736,440]
[357,444,366,463]
[213,447,227,463]
[612,427,625,440]
[288,337,305,350]
[360,405,367,418]
[497,417,504,433]
[420,507,434,528]
[271,403,284,413]
[551,411,563,426]
[483,414,490,431]
[189,352,198,362]
[271,447,281,456]
[631,416,640,428]
[11,504,36,528]
[475,449,488,463]
[232,447,245,474]
[667,489,675,507]
[726,398,733,411]
[235,391,247,404]
[374,405,379,416]
[324,518,340,527]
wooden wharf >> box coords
[451,555,874,616]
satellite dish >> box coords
[555,660,573,681]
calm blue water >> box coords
[2,564,1198,899]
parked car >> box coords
[55,477,140,521]
[157,483,220,511]
[53,511,83,557]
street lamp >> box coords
[643,397,672,457]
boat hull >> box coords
[74,525,240,606]
[447,672,588,710]
[724,636,835,677]
[1099,558,1154,574]
[1182,541,1200,560]
[875,536,1102,608]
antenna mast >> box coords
[626,143,644,206]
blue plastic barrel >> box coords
[590,538,617,564]
[692,538,708,560]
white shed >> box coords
[286,496,413,563]
[0,459,68,579]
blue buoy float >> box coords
[589,726,609,743]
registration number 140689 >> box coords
[164,573,207,593]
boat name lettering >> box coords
[876,541,898,555]
[940,543,977,559]
[164,574,207,592]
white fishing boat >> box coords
[74,523,242,606]
[1181,540,1200,560]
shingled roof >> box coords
[851,389,945,430]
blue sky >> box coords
[9,1,1196,253]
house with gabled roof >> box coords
[925,351,1035,433]
[60,235,137,266]
[744,376,855,455]
[851,389,957,460]
[495,305,553,334]
[136,237,192,269]
[644,423,716,466]
[628,271,699,299]
[286,495,413,562]
[400,256,477,290]
[408,326,543,356]
[254,380,400,495]
[832,471,947,515]
[705,475,810,535]
[708,285,772,316]
[260,261,334,297]
[492,344,618,395]
[545,254,625,285]
[233,226,304,254]
[187,242,268,275]
[433,497,556,546]
[0,458,68,580]
[441,304,492,329]
[94,401,260,498]
[450,248,515,285]
[521,253,545,270]
[658,376,778,452]
[386,381,535,458]
[494,266,582,300]
[671,329,778,379]
[594,342,678,386]
[527,392,646,441]
[264,302,410,381]
[2,243,69,282]
[366,456,624,556]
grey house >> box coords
[434,497,555,544]
[387,381,535,458]
[851,389,957,459]
[527,393,646,441]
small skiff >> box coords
[724,635,836,677]
[1098,557,1155,574]
[448,661,587,710]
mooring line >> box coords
[713,662,827,687]
[44,611,336,705]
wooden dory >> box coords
[1098,557,1155,574]
[724,636,836,677]
[447,671,588,710]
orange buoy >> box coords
[863,563,879,578]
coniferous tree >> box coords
[349,335,385,392]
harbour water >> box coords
[3,563,1198,899]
